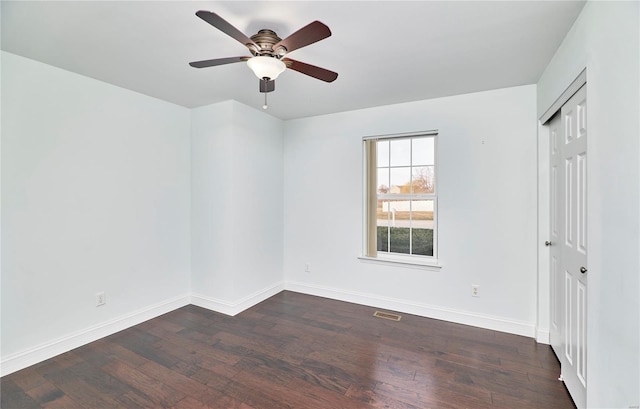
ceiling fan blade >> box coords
[195,11,257,49]
[283,58,338,82]
[273,21,331,54]
[189,56,248,68]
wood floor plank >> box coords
[345,383,422,409]
[375,380,477,409]
[135,357,241,406]
[169,396,215,409]
[41,394,84,409]
[101,359,185,407]
[7,366,48,392]
[0,378,42,409]
[152,328,241,367]
[25,380,65,406]
[1,291,575,408]
[53,378,124,408]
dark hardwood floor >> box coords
[2,291,575,408]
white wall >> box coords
[1,52,191,370]
[537,2,639,407]
[190,100,284,314]
[191,101,235,301]
[283,85,538,336]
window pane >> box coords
[411,200,434,227]
[412,137,434,166]
[389,226,411,254]
[382,199,411,254]
[412,200,434,256]
[390,167,411,194]
[377,168,389,194]
[412,228,433,256]
[376,199,389,252]
[411,166,435,193]
[377,227,389,252]
[386,200,412,226]
[377,199,389,227]
[390,139,411,167]
[377,140,389,167]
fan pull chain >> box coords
[263,92,268,110]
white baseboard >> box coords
[285,280,536,338]
[0,280,538,377]
[0,294,190,377]
[536,328,551,344]
[191,281,284,316]
[0,282,284,377]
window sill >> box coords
[358,255,442,270]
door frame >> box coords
[536,68,587,345]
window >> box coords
[363,132,438,266]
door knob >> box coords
[545,241,552,246]
[580,266,587,274]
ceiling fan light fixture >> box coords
[247,56,286,80]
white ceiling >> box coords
[1,1,585,120]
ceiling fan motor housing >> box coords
[249,29,286,57]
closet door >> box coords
[549,112,562,359]
[550,84,587,409]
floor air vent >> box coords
[373,311,401,321]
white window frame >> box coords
[360,131,441,269]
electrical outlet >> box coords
[96,292,106,307]
[471,285,480,297]
[305,262,311,273]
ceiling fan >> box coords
[189,10,338,105]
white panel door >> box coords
[557,85,588,408]
[548,112,563,358]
